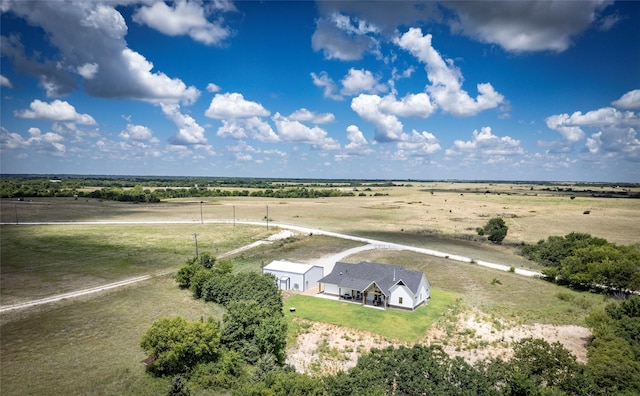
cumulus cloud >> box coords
[0,126,66,155]
[2,1,199,103]
[161,103,207,145]
[311,71,343,101]
[351,94,404,142]
[216,117,279,143]
[446,127,524,160]
[205,92,270,119]
[288,108,335,124]
[0,74,13,88]
[350,92,436,142]
[545,105,640,161]
[445,0,611,52]
[206,83,221,93]
[311,2,441,61]
[379,93,435,118]
[586,128,640,162]
[119,123,158,143]
[612,89,640,110]
[132,0,234,46]
[344,125,370,152]
[396,28,504,117]
[340,68,388,96]
[15,99,97,125]
[397,130,441,156]
[272,113,340,149]
[312,12,380,61]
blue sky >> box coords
[1,0,639,182]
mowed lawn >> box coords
[284,288,457,343]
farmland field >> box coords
[1,181,638,394]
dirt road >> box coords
[0,221,540,313]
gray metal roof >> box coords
[318,261,427,294]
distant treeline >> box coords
[521,232,640,293]
[0,177,400,201]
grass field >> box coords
[0,275,224,396]
[285,288,457,343]
[0,181,637,395]
[0,223,272,305]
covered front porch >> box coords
[339,281,388,309]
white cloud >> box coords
[15,99,97,125]
[272,113,340,149]
[161,103,207,145]
[379,93,435,118]
[397,130,441,155]
[119,123,158,143]
[545,105,640,161]
[206,83,221,93]
[446,127,524,159]
[612,89,640,110]
[288,108,335,124]
[133,0,234,46]
[351,94,404,142]
[216,117,279,143]
[2,1,199,103]
[546,107,640,142]
[445,0,611,52]
[311,71,343,101]
[343,125,372,156]
[205,92,270,119]
[395,28,504,117]
[340,68,388,96]
[0,74,13,88]
[585,127,640,161]
[311,13,380,61]
[77,63,99,79]
[0,126,66,155]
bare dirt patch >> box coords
[286,319,396,375]
[286,311,591,375]
[426,310,591,364]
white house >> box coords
[318,261,431,310]
[262,260,324,292]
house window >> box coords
[293,283,299,290]
[399,297,403,304]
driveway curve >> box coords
[0,220,541,313]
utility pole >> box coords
[14,204,18,225]
[266,204,269,229]
[199,201,203,224]
[193,233,199,258]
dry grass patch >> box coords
[0,275,223,396]
[1,223,271,304]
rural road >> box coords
[0,220,541,313]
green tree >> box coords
[481,217,508,244]
[141,317,221,376]
[221,300,287,364]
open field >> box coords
[4,181,638,245]
[0,223,272,305]
[0,181,637,394]
[0,275,224,396]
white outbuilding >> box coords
[262,260,324,292]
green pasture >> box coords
[0,223,271,304]
[284,288,457,343]
[0,275,224,396]
[345,249,609,326]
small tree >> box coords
[481,217,508,244]
[141,317,221,376]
